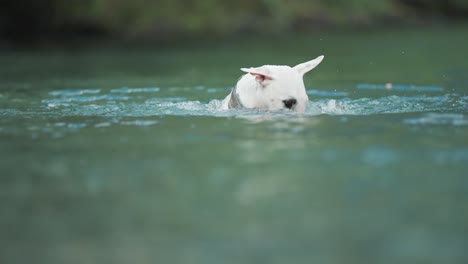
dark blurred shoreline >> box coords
[2,0,468,50]
[1,23,467,53]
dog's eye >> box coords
[283,99,297,109]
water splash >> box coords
[0,87,466,140]
[19,87,468,119]
[1,86,467,137]
[312,94,466,115]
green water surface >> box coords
[1,26,468,264]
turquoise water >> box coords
[1,26,468,263]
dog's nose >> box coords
[282,98,297,109]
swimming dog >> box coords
[222,55,324,113]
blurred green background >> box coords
[2,2,468,264]
[2,0,468,44]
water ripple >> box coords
[43,94,130,105]
[33,87,468,119]
[121,120,159,126]
[312,94,466,115]
[110,87,160,93]
[357,83,444,92]
[49,89,101,96]
[404,113,468,126]
[1,86,466,138]
[307,89,349,97]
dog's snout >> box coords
[283,99,297,109]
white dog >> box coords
[222,55,324,113]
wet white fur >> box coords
[222,55,324,113]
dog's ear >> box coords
[241,67,273,82]
[293,55,324,76]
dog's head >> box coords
[234,55,324,113]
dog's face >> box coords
[234,56,324,113]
